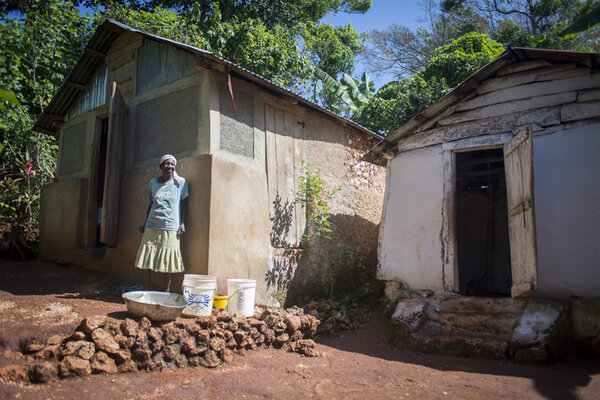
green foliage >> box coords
[303,22,364,78]
[491,20,532,47]
[132,0,371,29]
[560,4,600,39]
[355,32,504,135]
[313,67,373,114]
[294,161,340,242]
[0,0,91,239]
[366,0,600,84]
[99,1,367,93]
[293,162,341,300]
[102,2,307,78]
[421,32,504,87]
[330,244,383,304]
[0,88,20,109]
[444,0,600,50]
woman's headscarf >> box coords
[159,154,182,185]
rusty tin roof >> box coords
[34,19,382,141]
[362,47,600,166]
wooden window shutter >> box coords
[100,82,128,246]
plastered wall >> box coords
[533,123,600,298]
[59,122,87,176]
[133,84,201,162]
[378,145,445,290]
[39,179,87,256]
[207,157,271,302]
[41,34,386,305]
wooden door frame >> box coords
[441,133,513,293]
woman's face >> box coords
[160,159,175,176]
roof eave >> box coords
[362,46,600,164]
[34,19,382,141]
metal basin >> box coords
[122,291,187,321]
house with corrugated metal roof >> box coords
[35,19,386,304]
[364,47,600,359]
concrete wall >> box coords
[133,84,201,162]
[378,59,600,300]
[378,145,445,290]
[533,123,600,298]
[207,157,271,301]
[39,179,88,256]
[40,155,213,284]
[41,32,386,306]
[268,100,385,302]
[207,71,385,304]
[58,121,87,176]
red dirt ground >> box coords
[0,260,599,400]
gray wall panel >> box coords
[219,85,254,158]
[59,121,87,176]
[534,124,600,298]
[134,85,199,162]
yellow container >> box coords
[213,295,228,313]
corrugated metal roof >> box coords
[362,47,600,166]
[34,19,382,141]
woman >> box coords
[135,154,189,292]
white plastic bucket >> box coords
[182,274,217,287]
[227,279,256,317]
[182,274,217,317]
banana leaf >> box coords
[559,5,600,39]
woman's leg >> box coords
[142,269,152,290]
[164,273,173,292]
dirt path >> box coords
[1,261,599,400]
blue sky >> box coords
[322,0,426,31]
[321,0,428,88]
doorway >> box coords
[93,118,109,247]
[456,148,512,297]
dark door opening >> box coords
[456,148,512,297]
[94,118,109,247]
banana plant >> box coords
[313,67,374,114]
[559,5,600,39]
[0,88,21,154]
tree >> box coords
[363,0,489,81]
[354,32,504,135]
[0,0,91,241]
[364,0,599,84]
[313,67,373,114]
[441,0,600,49]
[98,0,369,101]
[0,0,369,243]
[560,4,600,39]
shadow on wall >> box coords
[265,194,302,305]
[269,194,295,248]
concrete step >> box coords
[429,293,527,315]
[391,294,570,361]
[425,309,521,335]
[403,328,511,359]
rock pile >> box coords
[1,307,319,384]
[304,299,372,335]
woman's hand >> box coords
[139,224,146,234]
[178,223,186,235]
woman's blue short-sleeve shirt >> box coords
[145,177,189,231]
